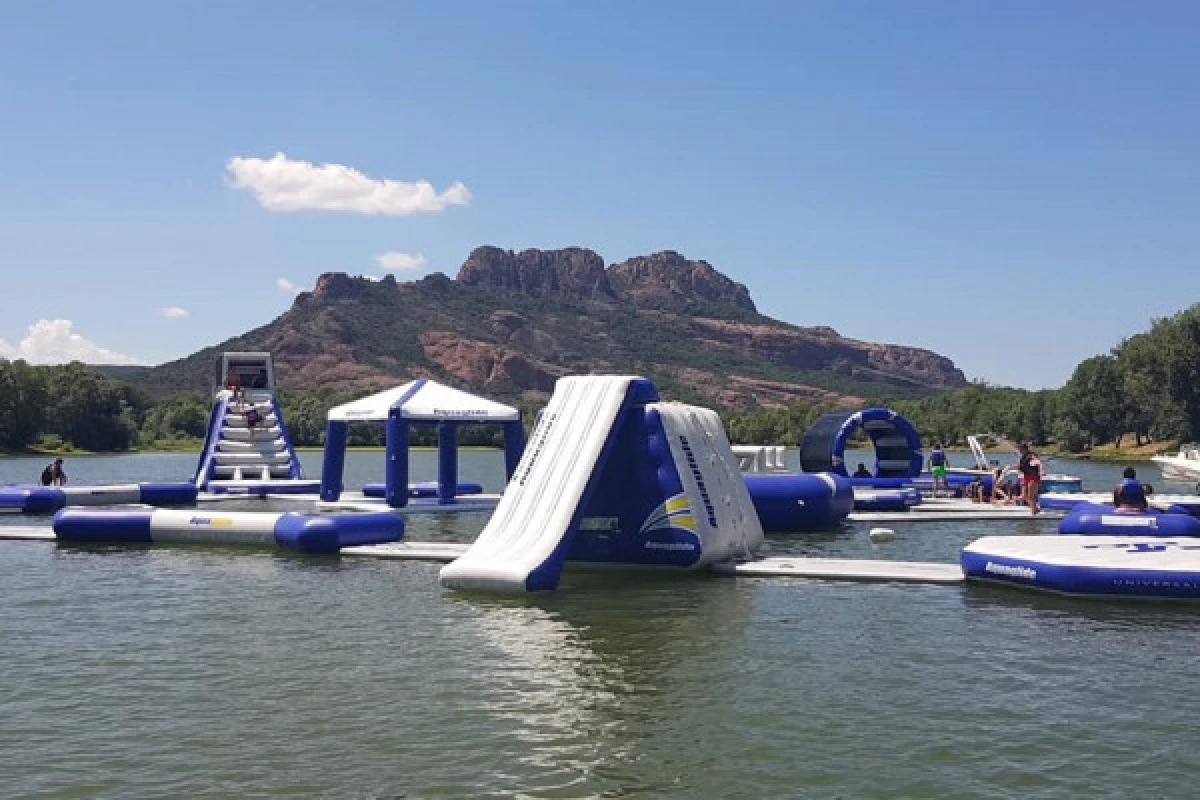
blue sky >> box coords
[1,1,1198,388]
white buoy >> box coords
[869,527,896,543]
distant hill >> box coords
[122,247,967,411]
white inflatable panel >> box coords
[440,376,637,591]
[342,541,470,561]
[654,403,764,565]
[0,527,55,541]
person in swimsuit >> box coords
[1113,467,1149,511]
[39,458,67,486]
[929,442,949,497]
[1017,443,1043,515]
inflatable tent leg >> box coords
[438,422,458,505]
[385,414,409,508]
[319,421,349,501]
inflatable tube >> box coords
[1058,503,1200,537]
[853,488,921,512]
[1043,492,1200,518]
[801,408,923,478]
[744,473,854,532]
[963,535,1200,599]
[0,483,198,514]
[848,477,914,490]
[53,508,402,554]
[361,481,484,500]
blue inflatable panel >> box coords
[361,481,485,500]
[745,473,854,532]
[272,512,404,554]
[1058,503,1200,537]
[55,509,154,544]
[853,488,921,512]
[963,535,1200,599]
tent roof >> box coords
[326,379,520,423]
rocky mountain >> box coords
[129,247,966,410]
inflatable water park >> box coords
[4,351,1200,600]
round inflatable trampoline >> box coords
[801,408,923,479]
[1058,503,1200,537]
[0,483,197,514]
[53,508,403,554]
[744,472,854,532]
[963,535,1200,599]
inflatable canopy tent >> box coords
[319,379,524,507]
[800,408,924,479]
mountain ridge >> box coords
[123,246,967,410]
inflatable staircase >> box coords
[439,375,764,592]
[194,353,314,494]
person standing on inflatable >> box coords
[1017,443,1043,515]
[929,442,949,497]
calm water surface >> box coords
[2,450,1199,798]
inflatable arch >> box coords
[319,379,525,508]
[800,408,924,479]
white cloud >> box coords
[157,306,190,319]
[227,152,472,215]
[277,277,303,296]
[377,251,428,272]
[0,320,140,365]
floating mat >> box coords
[963,534,1200,598]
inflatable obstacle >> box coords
[963,535,1200,599]
[0,483,197,514]
[745,473,854,530]
[361,481,484,500]
[53,508,402,554]
[801,408,923,478]
[1058,503,1200,537]
[1043,492,1200,517]
[439,376,764,592]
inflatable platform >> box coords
[53,508,402,554]
[1043,492,1200,517]
[852,487,921,512]
[0,482,197,514]
[439,376,764,592]
[963,535,1200,599]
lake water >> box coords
[2,449,1199,798]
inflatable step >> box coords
[222,413,280,429]
[216,438,287,452]
[220,426,283,441]
[212,451,292,465]
[212,464,293,479]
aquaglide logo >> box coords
[984,561,1037,580]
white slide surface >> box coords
[439,376,637,591]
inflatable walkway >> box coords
[194,353,316,495]
[439,376,764,592]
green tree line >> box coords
[3,303,1198,455]
[727,303,1200,452]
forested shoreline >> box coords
[3,304,1199,456]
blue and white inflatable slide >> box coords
[439,376,764,592]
